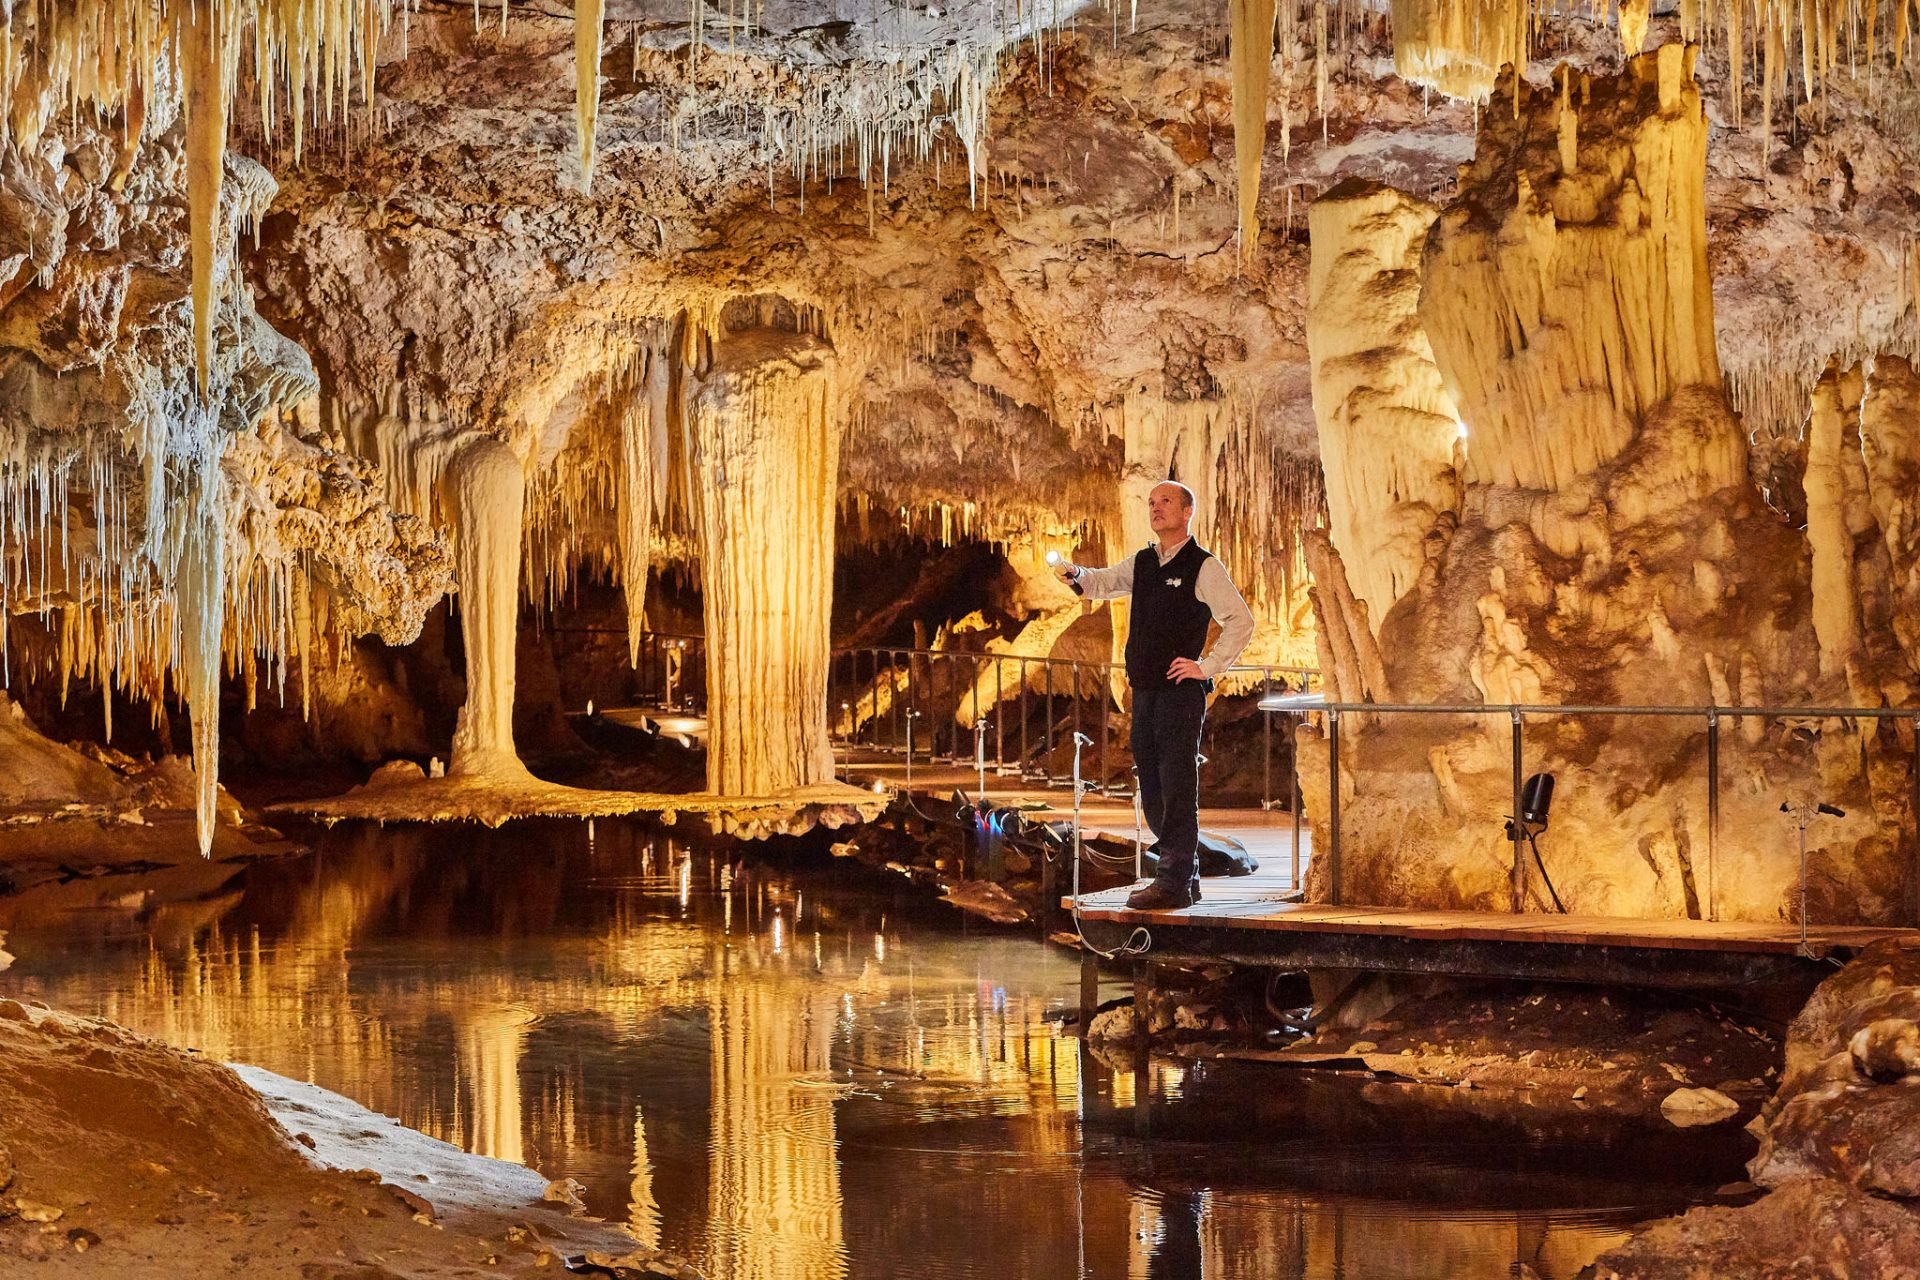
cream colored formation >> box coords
[1300,46,1920,924]
[3,0,1920,872]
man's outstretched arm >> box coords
[1068,556,1135,600]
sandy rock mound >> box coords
[0,1001,679,1277]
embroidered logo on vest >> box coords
[1165,577,1182,588]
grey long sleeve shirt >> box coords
[1070,539,1256,680]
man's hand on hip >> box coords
[1167,657,1205,683]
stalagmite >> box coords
[1307,179,1462,626]
[441,439,534,781]
[1303,530,1391,703]
[686,321,841,796]
[1804,362,1867,675]
[1860,357,1920,672]
[576,0,606,191]
[1228,0,1278,261]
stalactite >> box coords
[1229,0,1278,263]
[184,3,228,400]
[576,0,605,191]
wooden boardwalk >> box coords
[852,750,1919,985]
[845,758,1311,886]
[1067,882,1914,959]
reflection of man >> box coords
[1057,482,1253,910]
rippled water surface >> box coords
[0,822,1745,1279]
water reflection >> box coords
[0,823,1739,1279]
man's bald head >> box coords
[1150,480,1196,511]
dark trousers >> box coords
[1131,682,1207,884]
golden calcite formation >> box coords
[1388,0,1528,102]
[1294,49,1919,927]
[1421,48,1722,494]
[1306,178,1462,632]
[686,320,843,796]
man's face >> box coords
[1148,484,1191,534]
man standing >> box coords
[1057,481,1254,910]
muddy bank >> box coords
[0,999,694,1277]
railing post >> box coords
[1098,665,1110,790]
[1910,714,1920,927]
[1262,670,1274,809]
[1328,706,1342,906]
[1706,708,1720,923]
[1289,712,1302,891]
[1510,708,1526,914]
[995,660,1005,772]
[1044,661,1055,783]
[1072,661,1083,778]
[1019,658,1029,775]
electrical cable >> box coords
[1065,732,1151,961]
[1526,830,1565,914]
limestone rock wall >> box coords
[1299,49,1919,926]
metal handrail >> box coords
[615,630,1321,811]
[1261,697,1920,929]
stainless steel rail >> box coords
[1260,697,1920,926]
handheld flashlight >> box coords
[1046,549,1084,596]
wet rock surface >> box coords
[1591,937,1920,1276]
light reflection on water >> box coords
[0,822,1740,1279]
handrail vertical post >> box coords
[1072,661,1083,777]
[1019,658,1029,775]
[1263,670,1274,809]
[1707,708,1720,922]
[1044,661,1055,783]
[1910,714,1920,926]
[1098,664,1110,791]
[995,660,1005,772]
[1510,708,1526,913]
[1328,706,1342,906]
[1289,712,1302,891]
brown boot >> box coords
[1125,878,1201,910]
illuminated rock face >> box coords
[0,103,449,852]
[1306,178,1461,631]
[687,324,842,796]
[1420,49,1723,495]
[1299,50,1917,926]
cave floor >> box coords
[270,773,886,834]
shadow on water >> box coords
[0,820,1752,1279]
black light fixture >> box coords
[1504,771,1563,912]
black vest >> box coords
[1124,540,1215,689]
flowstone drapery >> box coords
[1297,50,1920,926]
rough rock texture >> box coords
[1592,938,1920,1278]
[1298,50,1919,925]
[0,1000,683,1276]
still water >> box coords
[0,822,1743,1279]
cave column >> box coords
[686,333,840,795]
[440,437,532,781]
